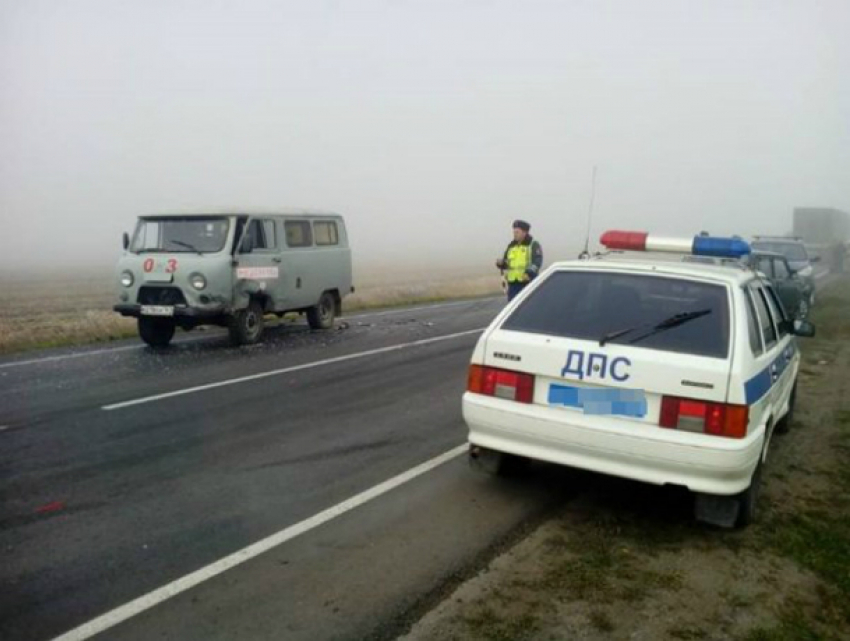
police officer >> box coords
[495,220,543,301]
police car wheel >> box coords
[229,300,264,345]
[308,292,336,330]
[735,460,763,529]
[774,383,797,434]
[138,317,175,348]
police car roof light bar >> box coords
[600,230,751,259]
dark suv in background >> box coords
[747,251,811,318]
[750,237,818,307]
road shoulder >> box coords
[400,276,850,641]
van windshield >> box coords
[131,217,230,254]
[502,271,730,358]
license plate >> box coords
[140,305,174,317]
[548,384,647,418]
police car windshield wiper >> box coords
[169,240,203,255]
[627,309,712,345]
[598,326,638,347]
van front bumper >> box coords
[113,304,226,319]
[463,393,763,495]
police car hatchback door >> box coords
[484,267,734,433]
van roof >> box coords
[550,253,757,286]
[139,210,343,219]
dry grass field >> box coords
[0,264,501,355]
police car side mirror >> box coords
[793,319,816,338]
[122,232,130,250]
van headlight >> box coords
[120,270,134,287]
[190,272,207,290]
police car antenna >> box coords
[580,166,597,259]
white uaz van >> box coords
[114,212,353,347]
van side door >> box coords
[234,217,283,310]
[280,219,317,309]
[312,219,351,297]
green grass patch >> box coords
[740,605,834,641]
[460,607,541,641]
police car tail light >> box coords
[600,230,751,258]
[467,365,534,404]
[659,396,749,439]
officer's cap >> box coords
[512,219,531,232]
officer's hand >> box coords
[521,273,530,283]
[495,258,506,269]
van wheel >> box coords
[229,300,264,345]
[138,318,175,348]
[307,291,336,330]
[735,460,763,528]
[775,383,797,434]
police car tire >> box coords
[735,459,763,528]
[307,292,336,330]
[138,317,175,348]
[229,300,264,345]
[774,383,797,434]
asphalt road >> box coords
[2,269,833,641]
[0,297,579,641]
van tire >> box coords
[307,291,336,330]
[138,317,175,348]
[228,300,264,345]
[775,383,797,434]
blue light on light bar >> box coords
[692,236,751,258]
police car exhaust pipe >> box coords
[468,445,501,475]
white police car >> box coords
[463,231,816,528]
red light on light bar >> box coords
[600,230,649,251]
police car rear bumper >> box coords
[113,304,226,319]
[463,393,763,495]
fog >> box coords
[1,0,848,275]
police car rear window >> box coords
[502,271,730,359]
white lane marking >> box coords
[0,299,498,371]
[103,328,485,411]
[51,444,467,641]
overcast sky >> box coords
[1,0,848,273]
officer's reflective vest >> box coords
[505,244,532,283]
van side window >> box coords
[261,220,277,249]
[764,286,789,338]
[285,221,313,248]
[752,286,777,349]
[242,219,272,251]
[743,288,763,355]
[314,221,339,246]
